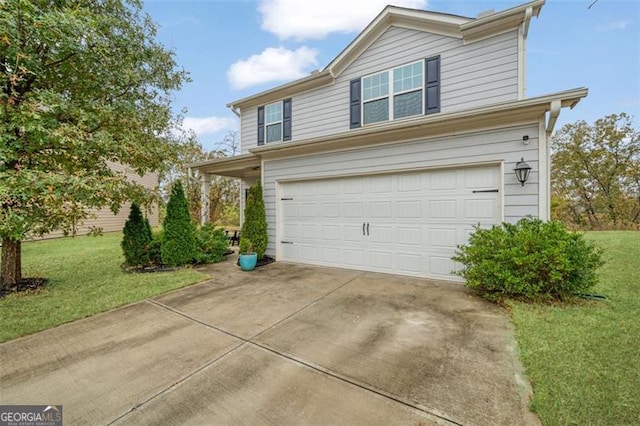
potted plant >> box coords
[238,238,257,271]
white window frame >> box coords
[361,60,424,126]
[265,101,283,143]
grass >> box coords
[0,233,207,343]
[510,231,640,425]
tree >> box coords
[0,0,188,289]
[551,113,640,229]
[161,181,196,266]
[121,203,152,267]
[241,181,268,259]
[161,130,240,226]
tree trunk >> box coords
[1,237,22,290]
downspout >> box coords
[518,6,533,99]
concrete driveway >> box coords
[0,259,538,426]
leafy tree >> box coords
[0,0,188,289]
[161,131,240,225]
[551,113,640,229]
[161,181,196,266]
[241,181,268,259]
[121,203,152,267]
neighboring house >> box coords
[192,0,587,281]
[43,161,159,239]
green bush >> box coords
[194,223,228,264]
[241,181,268,259]
[161,181,196,266]
[452,218,604,301]
[148,229,163,265]
[239,237,254,254]
[121,203,152,266]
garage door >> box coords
[278,165,501,280]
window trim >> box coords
[361,60,425,126]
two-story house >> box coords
[192,0,587,281]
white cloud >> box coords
[259,0,427,40]
[227,46,318,90]
[182,116,237,136]
[597,20,629,32]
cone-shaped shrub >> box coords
[241,181,268,259]
[162,180,196,266]
[121,203,152,266]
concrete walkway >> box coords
[0,258,539,426]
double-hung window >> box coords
[362,60,423,125]
[257,98,292,145]
[350,56,440,128]
[265,102,283,143]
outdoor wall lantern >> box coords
[513,157,532,186]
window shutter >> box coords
[425,55,440,115]
[282,98,292,141]
[257,106,265,146]
[349,78,361,129]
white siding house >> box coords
[193,0,587,281]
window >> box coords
[257,98,292,146]
[265,102,282,143]
[350,56,440,128]
[361,61,423,125]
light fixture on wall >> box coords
[513,157,532,186]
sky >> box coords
[143,0,640,151]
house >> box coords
[191,0,587,281]
[43,162,159,239]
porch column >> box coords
[200,174,210,225]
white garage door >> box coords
[278,165,501,280]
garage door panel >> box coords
[279,165,500,280]
[429,199,457,219]
[344,202,364,218]
[464,199,497,219]
[397,227,422,246]
[369,225,393,244]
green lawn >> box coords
[0,233,207,343]
[510,231,640,425]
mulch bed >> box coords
[0,277,49,299]
[236,255,276,268]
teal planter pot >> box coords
[239,253,258,271]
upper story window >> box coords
[257,98,292,146]
[265,102,283,143]
[350,56,440,129]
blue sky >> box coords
[144,0,640,151]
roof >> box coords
[228,0,545,111]
[193,87,587,176]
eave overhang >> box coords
[461,0,544,43]
[249,88,587,161]
[189,153,261,178]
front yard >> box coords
[1,230,638,424]
[511,231,639,424]
[0,233,207,343]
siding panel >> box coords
[240,26,519,153]
[262,124,539,255]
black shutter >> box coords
[257,106,265,146]
[349,78,361,129]
[425,55,440,115]
[282,98,292,141]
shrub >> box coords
[121,203,152,266]
[148,229,163,265]
[194,224,228,264]
[239,237,254,254]
[452,218,604,301]
[161,181,196,266]
[241,181,268,259]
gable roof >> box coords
[228,0,544,111]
